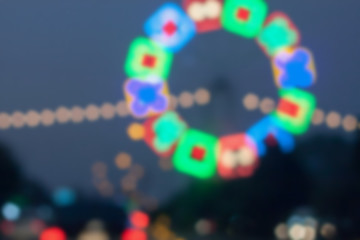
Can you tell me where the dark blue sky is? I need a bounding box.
[0,0,359,203]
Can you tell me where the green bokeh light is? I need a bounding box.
[124,37,173,81]
[173,129,218,179]
[258,16,298,56]
[153,112,187,152]
[272,88,316,135]
[222,0,268,38]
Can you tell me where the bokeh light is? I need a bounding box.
[121,175,137,192]
[320,223,337,239]
[124,79,170,118]
[56,106,71,124]
[92,162,107,179]
[116,101,129,117]
[127,123,145,141]
[260,97,275,114]
[41,109,56,126]
[311,109,324,125]
[40,227,66,240]
[258,12,300,56]
[12,111,26,128]
[218,133,259,179]
[71,106,85,123]
[243,93,259,111]
[130,164,145,179]
[0,113,11,129]
[222,0,268,38]
[0,221,15,236]
[78,219,109,240]
[121,228,147,240]
[96,180,114,197]
[85,105,100,122]
[272,47,315,88]
[274,223,288,240]
[26,110,41,128]
[168,95,178,110]
[130,211,150,229]
[342,114,357,132]
[78,231,109,240]
[158,158,173,171]
[115,152,132,170]
[289,223,306,240]
[195,219,213,236]
[144,111,187,157]
[173,129,217,179]
[100,103,115,120]
[184,0,222,33]
[52,187,76,207]
[179,91,194,108]
[144,2,196,52]
[2,202,20,221]
[287,215,317,240]
[29,219,46,235]
[326,111,341,129]
[194,88,210,105]
[272,88,316,135]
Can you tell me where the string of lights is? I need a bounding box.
[0,88,210,130]
[242,93,359,132]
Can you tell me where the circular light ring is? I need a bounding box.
[123,0,317,179]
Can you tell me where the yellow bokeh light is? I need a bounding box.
[127,123,145,141]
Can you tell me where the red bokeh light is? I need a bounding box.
[0,221,14,236]
[183,0,223,33]
[130,211,150,229]
[30,219,46,234]
[121,228,147,240]
[218,134,259,179]
[40,227,66,240]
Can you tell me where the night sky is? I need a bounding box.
[0,0,359,204]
